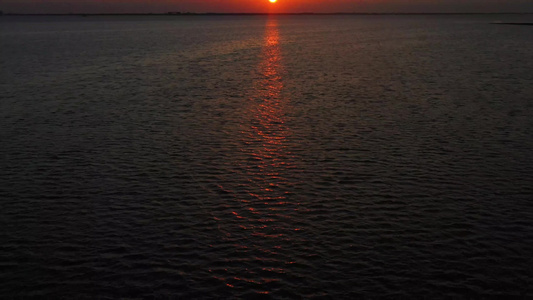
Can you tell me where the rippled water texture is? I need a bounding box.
[1,15,533,298]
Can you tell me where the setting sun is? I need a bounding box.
[269,0,277,3]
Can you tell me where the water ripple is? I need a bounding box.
[1,15,533,298]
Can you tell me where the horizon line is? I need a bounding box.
[2,12,533,16]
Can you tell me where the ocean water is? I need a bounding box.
[1,15,532,298]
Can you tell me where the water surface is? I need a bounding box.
[1,15,533,298]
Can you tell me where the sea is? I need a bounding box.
[1,14,532,298]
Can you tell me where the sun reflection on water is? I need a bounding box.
[212,17,302,293]
[245,17,294,207]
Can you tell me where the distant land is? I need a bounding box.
[492,22,533,25]
[1,12,533,16]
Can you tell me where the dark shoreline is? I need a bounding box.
[492,22,533,26]
[2,12,533,17]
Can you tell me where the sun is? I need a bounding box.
[269,0,277,3]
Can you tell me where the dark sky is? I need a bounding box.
[1,0,533,14]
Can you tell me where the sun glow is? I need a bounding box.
[269,0,277,3]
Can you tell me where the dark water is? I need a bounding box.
[1,15,533,298]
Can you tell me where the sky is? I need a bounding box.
[1,0,533,14]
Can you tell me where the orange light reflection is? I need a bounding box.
[216,17,300,292]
